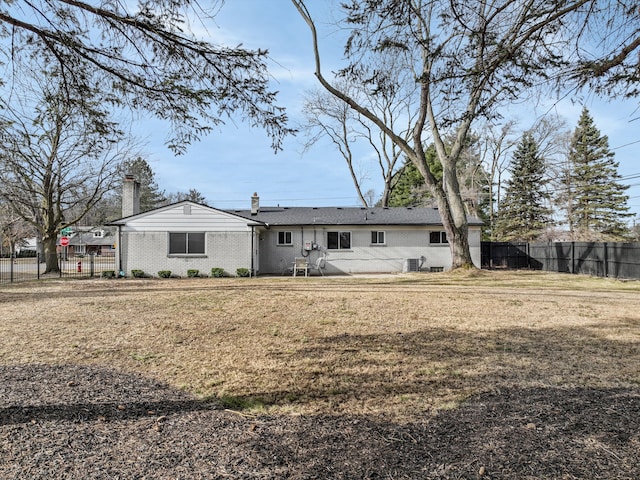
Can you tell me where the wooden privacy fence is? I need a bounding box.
[482,242,640,280]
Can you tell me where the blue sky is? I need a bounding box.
[139,0,640,222]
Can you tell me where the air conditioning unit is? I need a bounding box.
[403,258,421,273]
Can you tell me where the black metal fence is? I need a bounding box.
[482,241,640,279]
[0,253,116,285]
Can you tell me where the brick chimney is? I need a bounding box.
[122,174,141,217]
[251,192,259,215]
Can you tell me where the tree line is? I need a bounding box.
[378,107,634,242]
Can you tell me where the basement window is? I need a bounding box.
[169,232,205,254]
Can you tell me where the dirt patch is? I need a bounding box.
[1,364,638,479]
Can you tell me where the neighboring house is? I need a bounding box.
[56,229,117,257]
[108,178,483,277]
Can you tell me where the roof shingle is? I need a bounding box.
[229,206,483,227]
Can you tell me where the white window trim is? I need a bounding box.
[276,231,293,246]
[371,231,386,245]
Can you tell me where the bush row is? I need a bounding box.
[102,267,252,279]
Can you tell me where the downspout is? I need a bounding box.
[250,225,255,277]
[117,224,123,276]
[300,225,307,257]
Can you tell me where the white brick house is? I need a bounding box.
[109,183,483,277]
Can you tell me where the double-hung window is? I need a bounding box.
[327,231,351,250]
[371,231,385,245]
[169,232,205,254]
[429,231,448,244]
[277,231,292,245]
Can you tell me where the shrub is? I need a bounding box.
[101,270,116,279]
[131,269,145,278]
[211,267,225,278]
[187,269,200,278]
[157,270,172,278]
[236,268,250,277]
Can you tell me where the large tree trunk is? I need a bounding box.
[442,161,475,269]
[433,190,474,270]
[42,233,60,274]
[413,149,476,270]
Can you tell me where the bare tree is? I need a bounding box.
[0,69,136,273]
[477,121,518,239]
[292,0,587,268]
[302,70,411,207]
[477,116,569,240]
[303,87,371,206]
[0,203,33,257]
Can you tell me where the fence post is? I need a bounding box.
[90,253,95,277]
[10,253,14,283]
[37,253,41,279]
[571,242,575,274]
[603,242,608,278]
[59,253,62,278]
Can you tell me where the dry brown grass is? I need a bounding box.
[1,270,639,419]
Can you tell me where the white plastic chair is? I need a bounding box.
[308,256,326,276]
[293,257,309,277]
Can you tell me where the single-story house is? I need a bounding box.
[108,177,483,277]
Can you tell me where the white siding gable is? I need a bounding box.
[121,202,256,233]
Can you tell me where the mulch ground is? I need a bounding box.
[1,364,639,479]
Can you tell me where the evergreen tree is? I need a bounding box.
[563,108,631,239]
[120,158,166,213]
[388,146,440,207]
[167,189,209,205]
[388,139,489,223]
[495,132,553,241]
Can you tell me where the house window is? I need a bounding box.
[277,231,292,245]
[327,231,351,250]
[371,231,385,245]
[430,231,448,244]
[169,232,205,254]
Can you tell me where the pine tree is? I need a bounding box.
[495,132,553,241]
[120,158,166,213]
[388,139,489,218]
[563,108,631,239]
[388,146,440,207]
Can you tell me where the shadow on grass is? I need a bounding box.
[0,364,215,426]
[216,323,640,414]
[239,386,640,479]
[1,363,638,479]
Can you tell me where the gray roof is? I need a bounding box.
[229,206,483,227]
[60,231,115,246]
